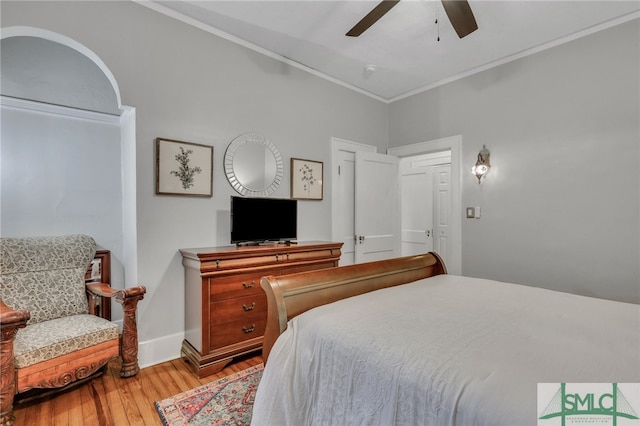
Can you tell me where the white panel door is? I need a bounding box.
[355,151,400,263]
[400,166,433,256]
[335,150,356,265]
[434,164,451,265]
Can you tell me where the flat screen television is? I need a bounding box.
[230,196,297,245]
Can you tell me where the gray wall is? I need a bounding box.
[1,0,389,364]
[389,19,640,303]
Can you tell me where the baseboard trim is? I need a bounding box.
[137,331,185,369]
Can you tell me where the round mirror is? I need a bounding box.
[224,132,284,197]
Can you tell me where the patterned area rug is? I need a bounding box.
[155,363,263,426]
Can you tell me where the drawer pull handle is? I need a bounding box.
[242,280,255,289]
[242,303,256,311]
[243,324,256,333]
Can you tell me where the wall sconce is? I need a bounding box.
[471,145,490,183]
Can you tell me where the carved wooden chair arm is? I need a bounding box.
[0,299,30,329]
[86,283,146,318]
[86,284,146,377]
[86,282,115,319]
[86,283,146,302]
[86,282,119,299]
[115,285,146,302]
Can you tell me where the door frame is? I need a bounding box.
[388,135,462,275]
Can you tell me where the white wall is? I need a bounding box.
[389,19,640,303]
[1,0,389,366]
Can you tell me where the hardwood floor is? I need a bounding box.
[12,354,263,426]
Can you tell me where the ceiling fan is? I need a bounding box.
[346,0,478,39]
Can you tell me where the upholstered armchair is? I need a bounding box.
[0,235,146,426]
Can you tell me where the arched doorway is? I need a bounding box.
[0,27,137,319]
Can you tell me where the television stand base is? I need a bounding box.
[236,240,297,247]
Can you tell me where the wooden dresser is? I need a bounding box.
[179,241,342,377]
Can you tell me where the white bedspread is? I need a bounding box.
[252,275,640,425]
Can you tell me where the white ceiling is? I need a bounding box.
[145,1,640,101]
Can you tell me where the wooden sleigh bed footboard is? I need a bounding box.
[260,252,447,361]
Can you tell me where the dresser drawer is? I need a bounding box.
[208,273,265,300]
[210,296,266,348]
[210,319,266,349]
[210,294,267,325]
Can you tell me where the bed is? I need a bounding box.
[252,253,640,425]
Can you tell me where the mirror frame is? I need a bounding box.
[224,132,284,197]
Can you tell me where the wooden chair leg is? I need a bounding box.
[116,287,145,378]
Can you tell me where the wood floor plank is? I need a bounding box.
[39,398,55,426]
[114,376,145,426]
[68,387,84,426]
[52,389,70,426]
[78,381,101,426]
[137,365,166,404]
[164,360,203,392]
[11,353,263,425]
[100,363,132,426]
[176,360,218,389]
[147,363,181,402]
[12,403,28,426]
[86,380,111,426]
[121,375,158,426]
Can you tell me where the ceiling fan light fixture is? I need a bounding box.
[441,0,478,38]
[346,0,400,37]
[346,0,477,39]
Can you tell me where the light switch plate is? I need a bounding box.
[466,207,475,219]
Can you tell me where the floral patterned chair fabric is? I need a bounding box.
[13,314,119,369]
[0,235,96,324]
[0,235,146,426]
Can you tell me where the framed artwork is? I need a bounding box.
[156,138,213,197]
[291,158,323,200]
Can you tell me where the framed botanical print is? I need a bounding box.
[156,138,213,197]
[291,158,323,200]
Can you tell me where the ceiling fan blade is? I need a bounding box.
[441,0,478,38]
[346,0,401,37]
